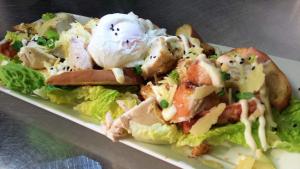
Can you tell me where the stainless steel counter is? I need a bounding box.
[0,0,300,169]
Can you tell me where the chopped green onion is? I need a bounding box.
[46,39,55,49]
[168,70,180,84]
[37,37,47,46]
[42,13,56,21]
[217,89,225,97]
[209,54,219,60]
[221,71,231,81]
[160,99,169,109]
[44,28,59,41]
[235,92,254,100]
[11,40,23,52]
[133,65,142,75]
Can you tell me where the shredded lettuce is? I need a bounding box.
[41,13,56,21]
[130,122,180,144]
[44,28,59,41]
[0,54,7,63]
[4,31,28,42]
[0,62,44,94]
[168,70,180,84]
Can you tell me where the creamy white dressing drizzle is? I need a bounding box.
[253,98,268,151]
[112,68,125,84]
[198,55,224,88]
[240,99,257,151]
[162,105,177,121]
[179,34,190,55]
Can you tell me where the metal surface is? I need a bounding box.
[0,0,300,169]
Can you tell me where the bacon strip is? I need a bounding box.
[0,41,17,58]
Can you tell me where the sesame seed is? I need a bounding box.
[252,66,256,70]
[271,127,278,132]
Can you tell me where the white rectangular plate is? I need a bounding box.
[1,13,300,168]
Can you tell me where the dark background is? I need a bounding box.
[1,0,300,61]
[0,0,300,169]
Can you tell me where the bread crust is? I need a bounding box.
[47,69,143,86]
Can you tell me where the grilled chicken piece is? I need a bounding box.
[106,97,163,141]
[171,83,216,123]
[18,44,56,69]
[222,47,291,110]
[140,83,155,99]
[186,59,212,85]
[66,37,93,70]
[176,24,215,56]
[142,37,179,78]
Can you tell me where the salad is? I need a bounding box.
[0,12,299,168]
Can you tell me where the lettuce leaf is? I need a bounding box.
[130,122,180,144]
[38,86,139,123]
[273,99,300,152]
[38,85,79,105]
[0,62,45,94]
[177,122,260,147]
[74,88,120,122]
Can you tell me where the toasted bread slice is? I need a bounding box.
[224,47,292,110]
[47,69,143,86]
[176,24,215,56]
